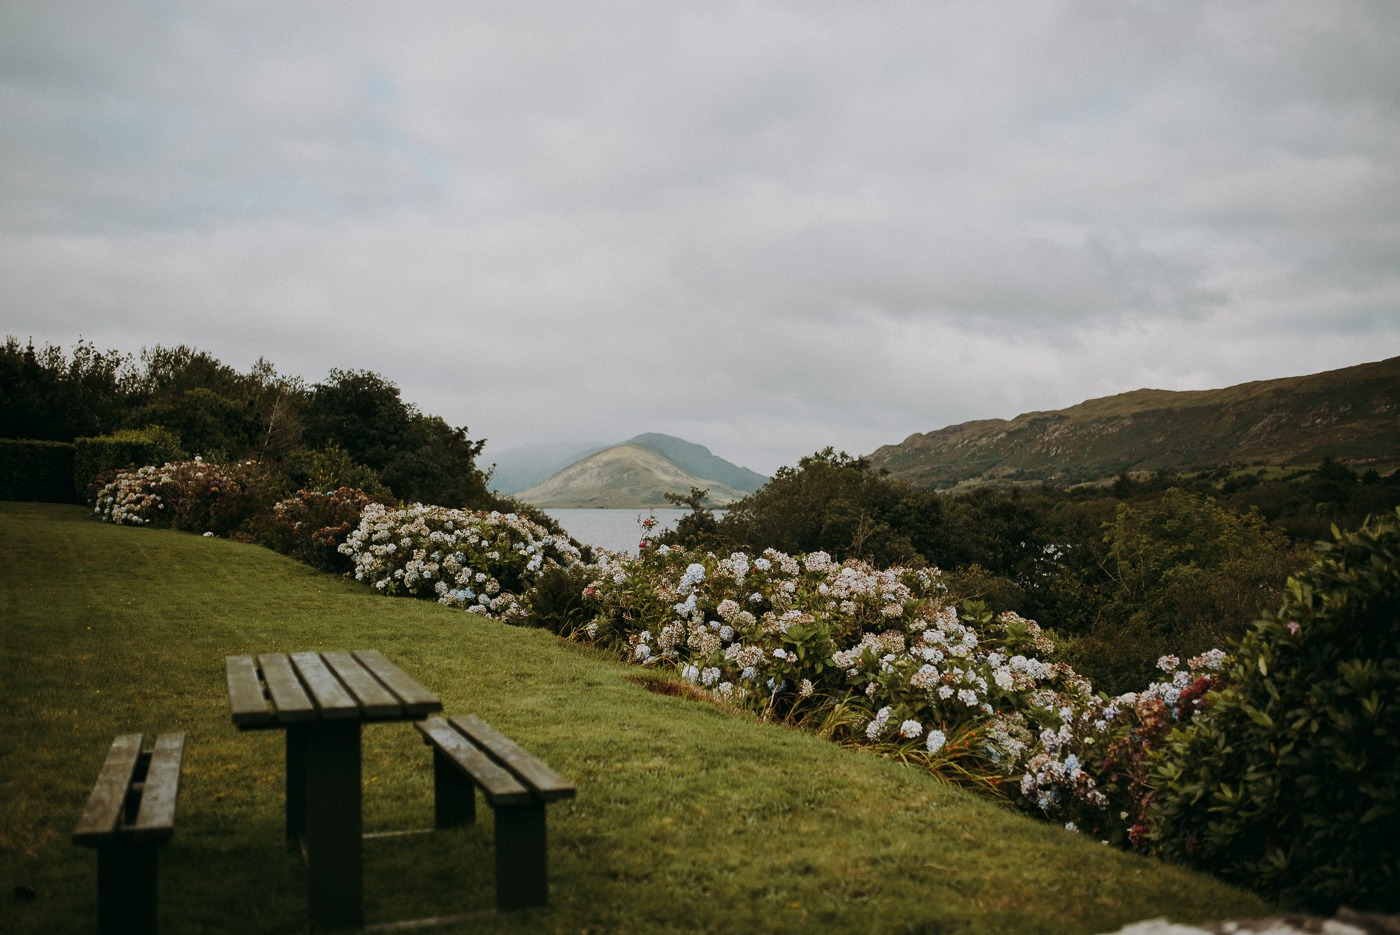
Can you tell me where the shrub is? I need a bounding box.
[1148,508,1400,911]
[526,563,599,636]
[74,427,185,500]
[0,439,76,503]
[253,487,390,574]
[575,542,1094,792]
[92,458,279,537]
[337,502,584,622]
[1016,650,1227,846]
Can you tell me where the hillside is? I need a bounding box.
[517,443,753,508]
[487,440,609,494]
[0,501,1270,933]
[868,356,1400,489]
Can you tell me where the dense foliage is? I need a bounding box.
[1148,509,1400,912]
[1,338,496,512]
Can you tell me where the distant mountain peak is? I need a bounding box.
[516,442,756,509]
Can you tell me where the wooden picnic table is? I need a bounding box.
[224,650,442,932]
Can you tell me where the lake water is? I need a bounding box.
[544,508,724,554]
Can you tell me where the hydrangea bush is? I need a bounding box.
[93,457,278,537]
[338,502,584,622]
[255,487,390,574]
[1017,649,1226,845]
[572,541,1105,789]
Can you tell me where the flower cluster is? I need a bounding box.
[574,540,1093,783]
[338,502,584,622]
[256,487,389,574]
[1017,650,1227,845]
[93,458,278,537]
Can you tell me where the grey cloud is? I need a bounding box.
[3,1,1398,474]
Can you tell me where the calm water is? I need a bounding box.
[544,508,725,554]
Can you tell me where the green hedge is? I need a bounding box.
[73,427,185,500]
[0,439,77,503]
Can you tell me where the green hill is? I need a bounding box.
[0,502,1269,933]
[868,356,1400,489]
[517,440,757,508]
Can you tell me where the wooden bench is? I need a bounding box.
[414,715,575,911]
[72,733,186,935]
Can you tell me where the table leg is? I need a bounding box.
[303,721,362,932]
[286,726,307,844]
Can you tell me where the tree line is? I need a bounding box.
[0,337,499,511]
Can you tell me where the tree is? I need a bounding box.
[0,337,135,440]
[1066,489,1310,693]
[716,448,939,567]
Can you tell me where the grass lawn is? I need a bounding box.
[0,502,1273,933]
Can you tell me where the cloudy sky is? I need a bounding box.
[3,1,1398,475]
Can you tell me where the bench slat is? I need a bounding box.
[131,733,185,842]
[322,651,401,717]
[353,649,442,716]
[226,655,273,728]
[258,653,317,722]
[73,734,144,844]
[290,652,360,718]
[451,716,576,803]
[416,718,533,806]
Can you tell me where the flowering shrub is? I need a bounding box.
[93,458,279,537]
[338,502,584,622]
[1017,649,1226,845]
[253,487,390,574]
[574,541,1100,788]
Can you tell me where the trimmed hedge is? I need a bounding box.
[0,439,77,503]
[73,427,184,500]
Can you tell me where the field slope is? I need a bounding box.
[0,503,1270,934]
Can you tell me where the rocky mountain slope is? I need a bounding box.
[868,356,1400,490]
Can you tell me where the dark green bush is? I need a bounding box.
[74,427,184,500]
[0,439,76,502]
[1148,508,1400,911]
[526,563,599,635]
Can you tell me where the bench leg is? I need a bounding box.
[303,722,362,932]
[286,726,307,844]
[433,748,476,828]
[494,802,548,911]
[97,840,159,935]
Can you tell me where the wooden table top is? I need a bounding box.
[225,650,442,730]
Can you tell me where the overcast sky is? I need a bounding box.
[3,1,1397,475]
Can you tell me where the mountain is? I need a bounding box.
[492,433,769,498]
[515,443,753,508]
[867,356,1400,490]
[619,433,768,494]
[486,441,609,494]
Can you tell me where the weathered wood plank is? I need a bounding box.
[415,718,532,806]
[131,733,184,841]
[257,653,316,722]
[451,716,575,802]
[73,734,144,844]
[322,651,401,718]
[226,655,273,728]
[290,652,359,718]
[353,649,441,716]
